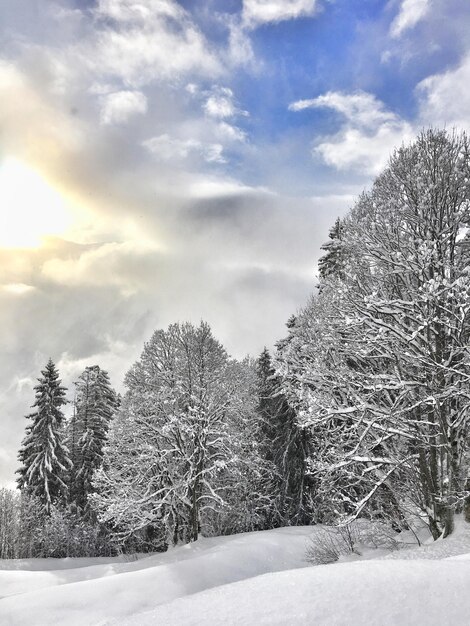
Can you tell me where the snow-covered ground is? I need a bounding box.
[1,521,470,625]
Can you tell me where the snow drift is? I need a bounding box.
[1,524,470,625]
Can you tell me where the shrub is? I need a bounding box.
[306,521,401,565]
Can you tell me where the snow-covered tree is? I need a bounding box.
[276,130,470,537]
[15,492,46,558]
[68,365,117,514]
[0,489,20,558]
[318,217,346,280]
[93,322,274,549]
[17,359,71,514]
[205,356,280,535]
[255,348,312,525]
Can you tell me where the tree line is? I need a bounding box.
[2,128,470,559]
[1,325,309,558]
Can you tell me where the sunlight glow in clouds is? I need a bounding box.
[0,159,73,248]
[0,0,467,488]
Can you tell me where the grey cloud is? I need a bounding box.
[0,1,356,488]
[0,273,155,486]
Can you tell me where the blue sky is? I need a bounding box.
[1,0,470,485]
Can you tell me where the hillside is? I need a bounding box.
[2,522,470,625]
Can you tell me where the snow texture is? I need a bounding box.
[1,524,470,625]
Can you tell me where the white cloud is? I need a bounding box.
[1,283,35,295]
[11,376,36,393]
[314,125,413,174]
[216,121,247,143]
[227,19,256,66]
[203,86,249,121]
[0,59,85,163]
[42,240,158,293]
[204,144,226,163]
[95,0,182,23]
[141,90,247,166]
[186,83,199,95]
[89,82,121,96]
[143,134,226,164]
[94,30,220,88]
[417,53,470,131]
[143,134,200,160]
[242,0,318,28]
[90,0,221,86]
[187,177,263,199]
[390,0,430,38]
[204,87,237,119]
[288,98,316,112]
[289,92,397,128]
[290,91,414,174]
[99,90,147,124]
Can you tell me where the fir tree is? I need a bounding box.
[256,348,311,525]
[68,366,117,513]
[318,217,345,280]
[17,359,71,514]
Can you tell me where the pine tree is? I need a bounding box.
[17,359,71,514]
[68,365,117,513]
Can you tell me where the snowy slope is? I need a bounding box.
[0,527,313,625]
[0,554,151,599]
[383,515,470,561]
[117,559,470,626]
[1,523,470,626]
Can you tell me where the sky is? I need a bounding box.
[1,0,470,487]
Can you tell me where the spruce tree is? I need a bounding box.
[318,217,345,279]
[17,359,71,514]
[68,365,117,513]
[256,348,311,525]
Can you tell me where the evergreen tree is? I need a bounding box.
[68,365,117,513]
[318,217,345,280]
[17,359,70,514]
[256,348,312,525]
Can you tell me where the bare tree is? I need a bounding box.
[0,489,19,558]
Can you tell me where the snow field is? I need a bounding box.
[118,559,470,626]
[1,523,470,625]
[0,526,313,625]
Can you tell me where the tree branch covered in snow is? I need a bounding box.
[275,129,470,537]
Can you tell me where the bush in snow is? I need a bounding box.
[306,521,401,566]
